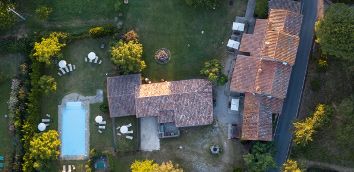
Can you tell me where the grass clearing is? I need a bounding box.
[114,116,138,150]
[0,53,25,78]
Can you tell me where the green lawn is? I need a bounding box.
[114,116,138,150]
[0,53,25,78]
[125,0,246,81]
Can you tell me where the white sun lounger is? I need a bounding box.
[68,165,71,172]
[73,65,76,70]
[99,60,102,64]
[126,136,133,140]
[116,126,120,130]
[126,123,132,127]
[59,68,66,74]
[117,133,121,136]
[99,126,105,129]
[98,130,102,133]
[68,64,72,71]
[62,165,66,172]
[46,114,50,117]
[42,119,50,122]
[99,121,106,125]
[126,130,133,134]
[72,165,75,170]
[85,57,87,62]
[94,56,98,63]
[64,66,69,73]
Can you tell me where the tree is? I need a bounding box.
[111,40,146,74]
[33,32,68,65]
[254,0,268,19]
[293,118,316,146]
[243,142,277,172]
[315,3,354,60]
[200,59,228,86]
[38,75,57,96]
[123,30,139,43]
[312,104,333,127]
[0,2,17,30]
[185,0,223,9]
[281,159,305,172]
[131,159,159,172]
[154,161,183,172]
[30,130,61,171]
[35,6,52,20]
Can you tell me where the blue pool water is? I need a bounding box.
[62,102,86,155]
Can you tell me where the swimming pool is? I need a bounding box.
[62,102,86,155]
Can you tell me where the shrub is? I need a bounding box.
[103,25,115,35]
[89,27,105,38]
[233,167,244,172]
[123,30,139,42]
[255,0,268,19]
[99,101,109,113]
[35,6,52,20]
[310,78,321,91]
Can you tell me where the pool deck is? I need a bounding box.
[58,89,103,160]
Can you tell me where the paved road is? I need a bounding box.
[271,1,318,171]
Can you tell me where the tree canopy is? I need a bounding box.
[281,159,305,172]
[33,32,68,65]
[30,130,60,171]
[110,40,146,75]
[38,75,57,96]
[0,2,17,30]
[123,30,139,43]
[131,159,183,172]
[315,3,354,60]
[200,59,228,86]
[243,141,277,172]
[254,0,268,19]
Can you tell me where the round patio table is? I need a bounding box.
[59,60,67,68]
[38,123,46,131]
[120,126,128,134]
[88,52,96,61]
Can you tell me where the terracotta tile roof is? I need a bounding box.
[107,74,142,117]
[135,79,213,127]
[230,55,260,93]
[269,0,301,14]
[239,19,268,57]
[231,57,292,99]
[242,93,284,141]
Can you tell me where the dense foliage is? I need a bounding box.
[335,99,354,148]
[281,159,305,172]
[293,104,333,146]
[99,101,109,113]
[89,25,115,38]
[0,2,17,30]
[331,0,354,3]
[33,32,68,65]
[254,0,268,19]
[310,78,321,91]
[35,6,52,20]
[185,0,223,9]
[110,40,146,74]
[123,30,139,43]
[315,3,354,61]
[200,59,228,86]
[38,75,57,96]
[131,159,183,172]
[30,130,60,171]
[243,142,277,172]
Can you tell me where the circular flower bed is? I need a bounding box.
[155,48,171,64]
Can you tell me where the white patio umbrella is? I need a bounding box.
[88,52,96,60]
[95,115,103,123]
[38,123,46,131]
[58,60,67,68]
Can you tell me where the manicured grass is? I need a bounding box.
[0,53,25,78]
[125,0,246,81]
[0,81,16,162]
[90,103,114,151]
[114,116,138,150]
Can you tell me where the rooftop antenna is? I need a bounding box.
[7,7,26,21]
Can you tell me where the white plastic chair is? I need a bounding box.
[126,130,133,134]
[126,123,132,127]
[46,114,50,117]
[42,119,50,122]
[99,126,105,129]
[116,126,120,130]
[85,57,87,62]
[117,133,121,136]
[99,121,106,125]
[126,136,133,140]
[99,60,102,64]
[94,56,98,63]
[73,65,76,70]
[59,68,66,74]
[58,72,62,76]
[68,64,72,71]
[98,130,102,133]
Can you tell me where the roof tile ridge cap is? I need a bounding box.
[253,58,262,93]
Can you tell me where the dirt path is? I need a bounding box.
[300,159,354,172]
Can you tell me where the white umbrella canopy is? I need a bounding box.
[88,52,96,60]
[58,60,67,68]
[95,115,103,123]
[38,123,46,131]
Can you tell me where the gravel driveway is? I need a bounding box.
[140,117,160,151]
